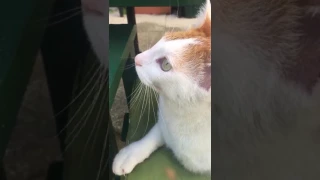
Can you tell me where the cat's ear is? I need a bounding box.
[195,0,211,36]
[199,63,211,91]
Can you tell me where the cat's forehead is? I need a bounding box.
[164,29,208,41]
[145,37,198,61]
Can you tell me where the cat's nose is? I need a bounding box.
[134,54,143,66]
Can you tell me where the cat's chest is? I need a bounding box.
[157,97,211,146]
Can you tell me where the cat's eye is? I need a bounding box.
[160,58,172,72]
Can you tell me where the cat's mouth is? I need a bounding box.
[135,68,161,92]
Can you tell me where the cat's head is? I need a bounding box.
[134,0,211,103]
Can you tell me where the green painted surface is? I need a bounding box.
[121,82,210,180]
[126,148,210,180]
[109,0,204,7]
[109,24,137,108]
[0,0,54,161]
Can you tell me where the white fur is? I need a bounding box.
[112,37,211,176]
[81,0,108,68]
[193,0,211,28]
[112,1,211,176]
[136,38,210,101]
[112,123,164,175]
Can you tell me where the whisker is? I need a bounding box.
[65,70,106,140]
[59,81,103,142]
[123,63,136,70]
[66,80,101,142]
[63,94,96,155]
[80,69,107,164]
[95,124,109,180]
[53,66,103,138]
[35,7,81,22]
[63,72,108,155]
[127,81,143,105]
[128,83,145,139]
[142,87,152,136]
[53,64,101,119]
[129,84,148,140]
[129,84,144,112]
[150,89,158,125]
[87,73,109,159]
[76,62,100,89]
[151,89,160,124]
[128,82,142,109]
[47,11,82,27]
[119,61,136,72]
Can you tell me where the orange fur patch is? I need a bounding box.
[164,13,211,77]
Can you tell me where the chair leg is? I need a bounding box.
[122,54,138,105]
[121,46,138,144]
[118,7,124,17]
[126,7,140,55]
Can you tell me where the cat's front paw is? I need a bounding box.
[112,142,148,176]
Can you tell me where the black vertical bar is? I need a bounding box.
[118,7,124,17]
[126,7,140,54]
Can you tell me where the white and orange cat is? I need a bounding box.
[112,1,211,176]
[82,0,320,179]
[81,0,211,176]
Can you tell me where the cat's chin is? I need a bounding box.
[135,67,153,87]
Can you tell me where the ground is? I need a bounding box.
[3,12,195,180]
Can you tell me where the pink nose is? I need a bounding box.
[134,54,143,66]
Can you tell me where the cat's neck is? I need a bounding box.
[158,94,211,121]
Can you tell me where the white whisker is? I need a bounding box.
[129,84,148,140]
[54,66,102,138]
[47,11,82,27]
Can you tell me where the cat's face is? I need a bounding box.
[135,0,211,102]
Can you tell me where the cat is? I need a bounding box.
[211,0,320,179]
[82,0,211,175]
[112,0,211,176]
[81,0,108,68]
[82,0,320,179]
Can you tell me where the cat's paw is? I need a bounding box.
[112,142,149,176]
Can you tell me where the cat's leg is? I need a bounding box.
[112,122,164,175]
